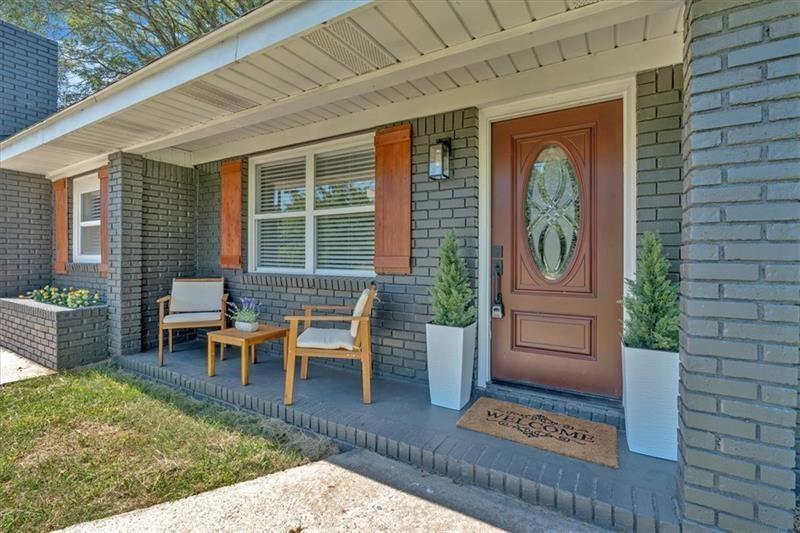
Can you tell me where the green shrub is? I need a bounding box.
[430,231,476,327]
[623,232,679,351]
[22,286,101,309]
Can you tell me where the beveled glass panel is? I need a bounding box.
[525,145,581,280]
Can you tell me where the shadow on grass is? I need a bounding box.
[96,362,339,461]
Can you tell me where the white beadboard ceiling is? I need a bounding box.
[0,0,683,178]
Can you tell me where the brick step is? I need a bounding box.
[478,382,626,430]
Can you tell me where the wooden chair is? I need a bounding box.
[283,285,377,405]
[157,278,228,366]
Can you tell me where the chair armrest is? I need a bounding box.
[302,304,351,311]
[158,295,170,324]
[220,293,230,324]
[285,315,368,323]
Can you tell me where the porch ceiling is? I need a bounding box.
[0,0,683,179]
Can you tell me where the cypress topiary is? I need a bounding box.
[623,232,679,351]
[431,231,476,327]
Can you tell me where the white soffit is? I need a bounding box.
[0,0,683,178]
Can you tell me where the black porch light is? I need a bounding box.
[428,139,451,180]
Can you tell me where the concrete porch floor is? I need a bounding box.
[118,341,679,532]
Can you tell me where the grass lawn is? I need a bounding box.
[0,364,337,532]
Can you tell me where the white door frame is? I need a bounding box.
[476,75,638,388]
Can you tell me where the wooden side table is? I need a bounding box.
[207,324,289,386]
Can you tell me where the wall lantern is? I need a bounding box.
[428,139,451,180]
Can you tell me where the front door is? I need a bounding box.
[490,100,623,398]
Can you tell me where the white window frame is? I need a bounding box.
[72,173,101,264]
[248,133,376,277]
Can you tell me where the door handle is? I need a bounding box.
[492,254,505,319]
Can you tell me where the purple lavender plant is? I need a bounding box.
[227,297,261,323]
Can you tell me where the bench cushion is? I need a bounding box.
[163,312,222,325]
[297,328,355,351]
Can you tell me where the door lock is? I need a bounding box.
[491,300,505,319]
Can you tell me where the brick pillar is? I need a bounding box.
[680,0,799,530]
[106,152,144,356]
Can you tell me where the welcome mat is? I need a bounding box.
[457,397,618,468]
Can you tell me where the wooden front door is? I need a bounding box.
[490,100,623,398]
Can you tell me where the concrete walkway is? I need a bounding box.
[61,449,606,532]
[0,348,54,385]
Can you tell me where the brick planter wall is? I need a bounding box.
[0,298,108,370]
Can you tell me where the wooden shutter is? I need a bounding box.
[374,125,412,274]
[220,159,243,269]
[98,166,109,276]
[53,178,68,274]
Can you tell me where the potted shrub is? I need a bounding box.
[228,297,260,332]
[426,232,477,410]
[622,232,680,460]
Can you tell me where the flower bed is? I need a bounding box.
[0,298,108,370]
[23,285,102,308]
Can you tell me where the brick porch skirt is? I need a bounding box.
[118,341,680,532]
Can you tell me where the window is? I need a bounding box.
[73,174,101,263]
[249,134,375,275]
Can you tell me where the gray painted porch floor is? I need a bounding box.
[119,341,679,532]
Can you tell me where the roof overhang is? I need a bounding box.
[0,0,683,179]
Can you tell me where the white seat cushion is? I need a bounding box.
[163,312,222,325]
[297,328,355,351]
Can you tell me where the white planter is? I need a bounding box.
[425,322,477,410]
[235,321,259,333]
[622,344,679,460]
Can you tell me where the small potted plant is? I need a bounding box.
[426,231,477,410]
[622,232,680,460]
[228,297,261,332]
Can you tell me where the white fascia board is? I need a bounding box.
[124,0,681,156]
[0,0,372,164]
[194,33,682,164]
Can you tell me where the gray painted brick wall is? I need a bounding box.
[0,169,52,297]
[195,109,479,381]
[140,159,197,349]
[637,65,684,279]
[193,100,684,384]
[51,173,106,296]
[679,0,799,530]
[0,20,57,140]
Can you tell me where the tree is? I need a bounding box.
[623,232,679,351]
[430,232,476,328]
[0,0,267,107]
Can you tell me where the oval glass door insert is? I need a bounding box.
[525,145,581,280]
